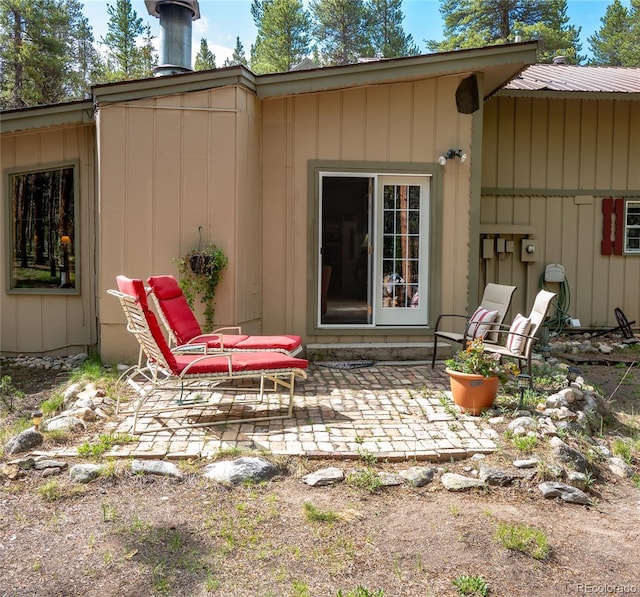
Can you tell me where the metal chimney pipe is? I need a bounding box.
[145,0,200,76]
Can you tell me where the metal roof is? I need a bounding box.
[504,63,640,93]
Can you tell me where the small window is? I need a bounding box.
[625,200,640,254]
[8,165,77,292]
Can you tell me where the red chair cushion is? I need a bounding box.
[173,351,308,375]
[117,275,179,372]
[201,334,250,349]
[116,275,149,310]
[229,352,308,372]
[148,275,303,354]
[234,335,302,352]
[148,275,202,344]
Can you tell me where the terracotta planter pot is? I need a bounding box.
[445,368,499,415]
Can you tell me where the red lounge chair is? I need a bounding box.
[147,275,303,356]
[108,276,308,433]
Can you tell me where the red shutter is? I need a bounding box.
[601,197,614,255]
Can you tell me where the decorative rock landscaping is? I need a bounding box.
[1,335,639,509]
[0,352,89,372]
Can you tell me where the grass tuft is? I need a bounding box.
[494,521,550,560]
[303,501,340,523]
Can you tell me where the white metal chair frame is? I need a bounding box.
[108,288,307,434]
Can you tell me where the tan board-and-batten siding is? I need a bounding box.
[0,122,97,355]
[97,86,262,363]
[482,95,640,328]
[261,76,472,348]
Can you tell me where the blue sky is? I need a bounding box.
[82,0,625,64]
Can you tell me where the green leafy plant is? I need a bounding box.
[77,433,135,459]
[452,574,489,596]
[175,227,228,332]
[445,338,519,383]
[512,435,538,452]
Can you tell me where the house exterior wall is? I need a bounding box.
[0,124,97,355]
[482,95,640,328]
[97,85,261,363]
[261,76,474,345]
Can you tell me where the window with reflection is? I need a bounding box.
[8,165,77,291]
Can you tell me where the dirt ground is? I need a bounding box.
[1,354,639,597]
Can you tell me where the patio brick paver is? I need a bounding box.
[110,362,499,461]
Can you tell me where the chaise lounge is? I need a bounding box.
[147,274,303,356]
[109,276,308,433]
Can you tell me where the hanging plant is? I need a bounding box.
[175,227,228,332]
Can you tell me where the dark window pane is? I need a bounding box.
[10,166,76,290]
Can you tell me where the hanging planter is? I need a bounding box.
[189,253,212,275]
[175,227,228,332]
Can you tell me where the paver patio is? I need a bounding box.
[111,362,500,461]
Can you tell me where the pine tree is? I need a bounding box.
[223,36,248,67]
[426,0,583,64]
[69,3,105,98]
[250,0,310,73]
[0,0,101,109]
[368,0,419,58]
[311,0,372,65]
[101,0,153,81]
[588,0,640,66]
[194,37,216,70]
[624,0,640,65]
[137,23,157,77]
[589,0,630,65]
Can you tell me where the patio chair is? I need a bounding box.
[482,288,556,380]
[431,283,517,368]
[147,275,303,356]
[108,276,308,433]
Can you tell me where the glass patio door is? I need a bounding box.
[374,176,430,326]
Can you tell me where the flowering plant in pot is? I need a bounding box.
[444,337,519,414]
[175,228,228,332]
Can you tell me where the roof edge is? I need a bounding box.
[92,66,257,105]
[0,100,94,134]
[496,89,640,101]
[91,42,537,105]
[256,42,538,99]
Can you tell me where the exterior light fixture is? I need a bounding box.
[31,411,43,432]
[566,366,581,387]
[541,345,551,362]
[517,373,531,409]
[438,148,468,166]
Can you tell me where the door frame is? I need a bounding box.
[374,174,431,326]
[307,160,443,336]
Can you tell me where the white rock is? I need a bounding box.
[608,457,634,478]
[302,467,345,486]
